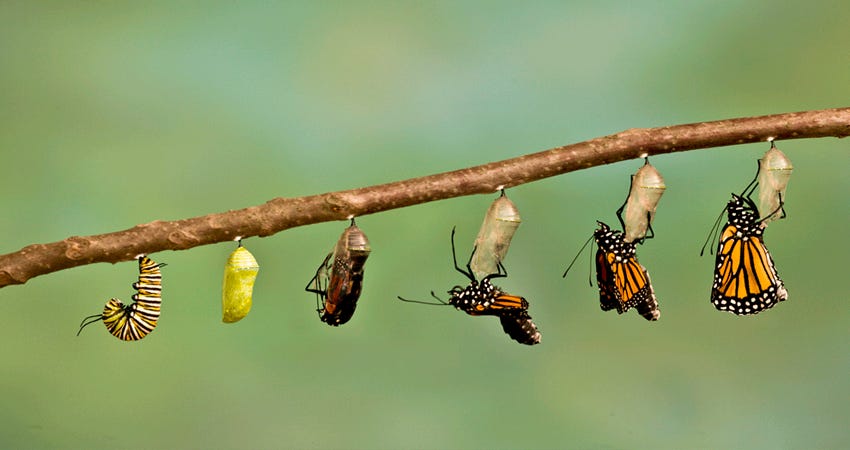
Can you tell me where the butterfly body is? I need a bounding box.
[499,310,542,345]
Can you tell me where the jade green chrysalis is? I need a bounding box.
[222,242,259,323]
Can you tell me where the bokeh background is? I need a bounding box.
[1,2,848,449]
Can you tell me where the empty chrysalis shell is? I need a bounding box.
[622,160,666,243]
[222,243,259,323]
[757,143,792,225]
[471,191,521,280]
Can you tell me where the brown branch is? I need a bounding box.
[1,107,848,289]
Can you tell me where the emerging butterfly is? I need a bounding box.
[592,222,660,321]
[703,177,787,315]
[306,219,371,327]
[398,227,540,345]
[564,221,660,321]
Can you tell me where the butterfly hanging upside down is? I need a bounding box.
[398,227,541,345]
[705,178,787,316]
[592,221,660,321]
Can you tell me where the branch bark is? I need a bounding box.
[2,107,848,289]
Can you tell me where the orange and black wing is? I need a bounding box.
[596,248,659,321]
[595,247,620,312]
[711,224,787,315]
[467,292,528,316]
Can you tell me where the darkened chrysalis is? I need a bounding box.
[305,219,371,326]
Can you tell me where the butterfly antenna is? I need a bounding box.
[563,233,594,278]
[700,205,728,256]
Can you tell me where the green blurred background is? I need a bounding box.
[1,1,848,449]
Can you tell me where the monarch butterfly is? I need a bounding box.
[616,158,666,243]
[564,222,660,321]
[470,189,521,281]
[398,227,540,345]
[77,255,166,341]
[757,140,792,226]
[305,219,371,326]
[499,309,542,345]
[704,181,787,315]
[593,222,660,321]
[222,240,259,324]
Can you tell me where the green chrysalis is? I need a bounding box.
[222,242,259,323]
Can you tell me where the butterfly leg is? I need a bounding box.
[450,226,476,282]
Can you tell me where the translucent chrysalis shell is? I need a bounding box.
[222,244,259,323]
[471,191,522,281]
[622,160,666,243]
[757,143,792,225]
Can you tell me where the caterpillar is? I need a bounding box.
[305,219,371,326]
[77,255,166,341]
[222,241,259,324]
[470,189,521,281]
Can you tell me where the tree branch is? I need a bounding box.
[2,107,848,289]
